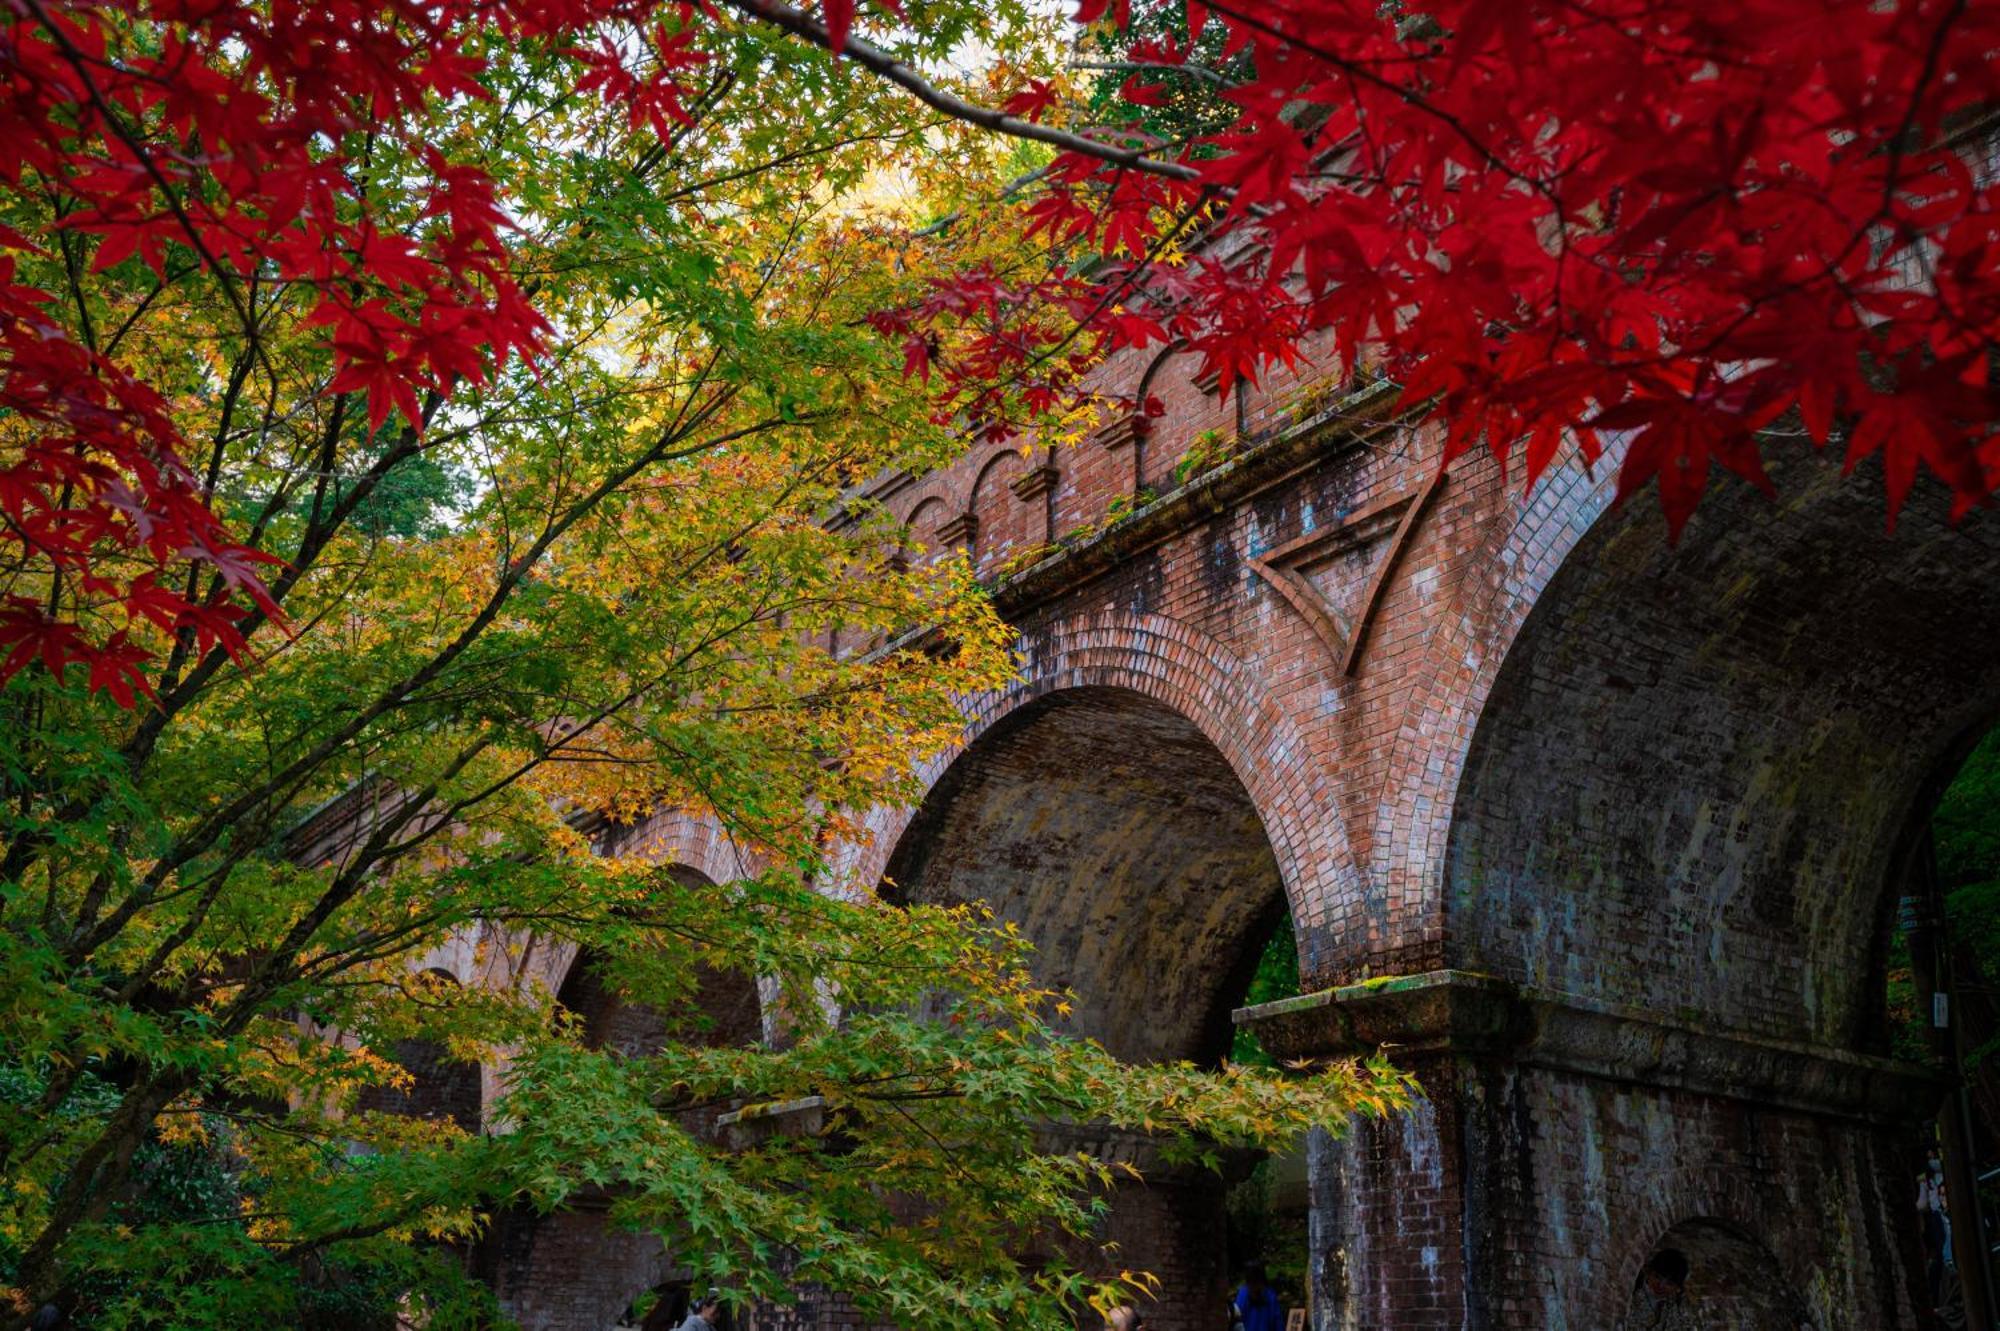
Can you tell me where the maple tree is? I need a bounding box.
[7,0,1998,700]
[865,0,2000,537]
[4,0,1998,1321]
[0,1,1409,1326]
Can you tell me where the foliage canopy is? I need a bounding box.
[7,0,2000,1323]
[0,0,1406,1325]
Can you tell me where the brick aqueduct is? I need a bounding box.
[347,328,2000,1329]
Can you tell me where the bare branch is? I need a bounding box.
[719,0,1201,184]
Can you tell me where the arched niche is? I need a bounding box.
[1621,1219,1814,1330]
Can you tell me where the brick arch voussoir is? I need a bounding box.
[500,805,761,1005]
[410,930,481,989]
[834,608,1360,940]
[1598,1168,1823,1330]
[1370,447,1620,933]
[898,485,951,531]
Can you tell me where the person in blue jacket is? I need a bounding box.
[1233,1261,1283,1331]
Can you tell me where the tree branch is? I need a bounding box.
[719,0,1200,183]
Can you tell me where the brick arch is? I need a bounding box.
[884,684,1285,1066]
[839,610,1327,1331]
[1364,441,1623,973]
[506,806,762,1001]
[835,607,1360,963]
[1617,1218,1814,1330]
[1440,451,2000,1048]
[1582,1130,1854,1330]
[1352,445,1947,1331]
[550,866,764,1061]
[900,489,947,526]
[478,1206,680,1331]
[607,805,763,888]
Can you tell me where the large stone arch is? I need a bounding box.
[1444,449,2000,1046]
[499,806,764,1004]
[1380,447,2000,1329]
[836,607,1362,967]
[1241,447,1985,1328]
[882,684,1285,1065]
[843,609,1344,1331]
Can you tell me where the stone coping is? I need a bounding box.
[1234,968,1941,1126]
[988,377,1405,620]
[1034,1120,1264,1187]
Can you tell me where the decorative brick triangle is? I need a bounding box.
[1247,467,1445,675]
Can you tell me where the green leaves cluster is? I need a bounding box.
[0,5,1404,1328]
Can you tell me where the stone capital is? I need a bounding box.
[1008,464,1059,501]
[1091,413,1149,451]
[934,512,978,548]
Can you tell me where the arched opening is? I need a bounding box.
[1621,1219,1812,1330]
[1221,918,1310,1316]
[612,1281,708,1330]
[1445,450,2000,1325]
[483,872,766,1331]
[881,685,1295,1330]
[554,868,763,1060]
[354,968,482,1133]
[885,686,1287,1064]
[1883,728,2000,1325]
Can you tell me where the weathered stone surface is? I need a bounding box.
[1239,969,1939,1125]
[829,347,1985,1327]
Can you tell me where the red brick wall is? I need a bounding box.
[841,349,1979,1326]
[325,313,1995,1325]
[476,1204,680,1331]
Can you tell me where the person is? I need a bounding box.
[1920,1147,1957,1298]
[1233,1261,1283,1331]
[1629,1249,1696,1331]
[676,1291,724,1331]
[1104,1305,1146,1331]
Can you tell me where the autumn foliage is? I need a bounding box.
[0,0,1993,1322]
[0,0,1433,1322]
[6,0,2000,702]
[886,0,2000,538]
[0,0,558,700]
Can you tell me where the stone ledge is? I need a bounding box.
[716,1094,829,1148]
[1234,968,1941,1126]
[1008,464,1059,501]
[1091,413,1149,451]
[934,512,978,548]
